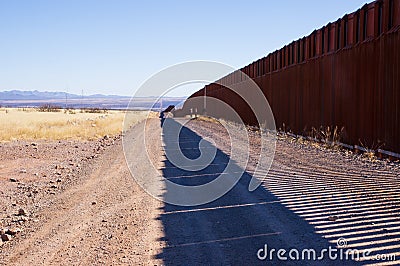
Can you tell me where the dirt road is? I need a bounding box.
[0,126,165,265]
[1,118,400,265]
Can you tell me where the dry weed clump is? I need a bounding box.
[194,115,220,124]
[309,126,344,148]
[0,108,149,141]
[357,140,384,162]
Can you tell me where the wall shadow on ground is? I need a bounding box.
[154,118,361,265]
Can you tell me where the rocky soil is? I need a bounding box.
[0,135,118,244]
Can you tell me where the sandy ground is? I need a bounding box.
[0,118,399,265]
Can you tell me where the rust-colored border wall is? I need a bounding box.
[180,0,400,154]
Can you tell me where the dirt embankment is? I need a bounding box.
[0,136,117,233]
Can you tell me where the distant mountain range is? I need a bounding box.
[0,90,187,110]
[0,90,129,100]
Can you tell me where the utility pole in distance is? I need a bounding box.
[81,89,84,109]
[65,92,68,109]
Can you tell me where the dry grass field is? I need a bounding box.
[0,108,150,141]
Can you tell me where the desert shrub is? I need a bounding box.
[64,109,76,114]
[81,107,108,114]
[37,104,62,112]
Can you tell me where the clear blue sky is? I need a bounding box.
[0,0,370,96]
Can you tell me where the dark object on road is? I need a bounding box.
[160,105,175,127]
[163,105,175,113]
